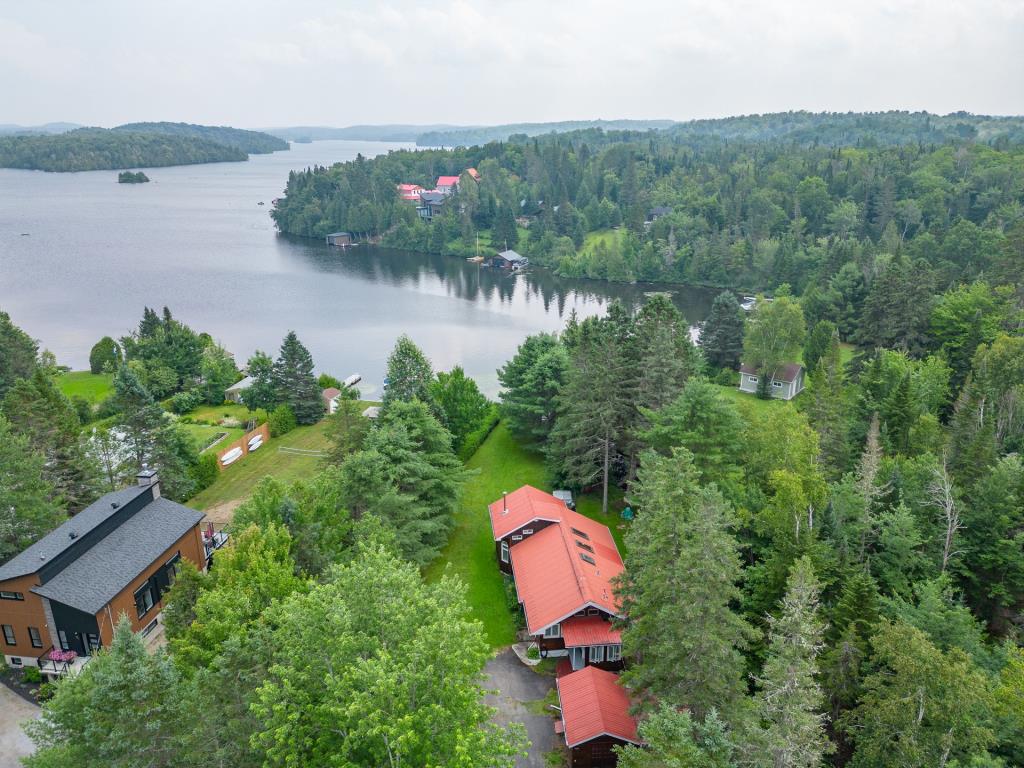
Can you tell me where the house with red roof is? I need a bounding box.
[556,665,641,767]
[489,486,625,671]
[397,183,423,202]
[435,175,461,195]
[466,167,481,182]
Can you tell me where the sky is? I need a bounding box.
[2,0,1023,128]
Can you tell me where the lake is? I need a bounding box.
[0,140,714,398]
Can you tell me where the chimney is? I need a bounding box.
[136,467,161,499]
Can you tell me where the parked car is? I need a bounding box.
[553,489,575,509]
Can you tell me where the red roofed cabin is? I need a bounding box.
[489,486,625,671]
[557,666,640,768]
[397,183,424,202]
[435,175,461,195]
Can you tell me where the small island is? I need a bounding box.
[118,171,150,184]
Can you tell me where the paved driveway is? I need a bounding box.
[0,684,38,768]
[484,649,559,768]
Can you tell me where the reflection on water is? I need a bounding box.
[0,140,714,398]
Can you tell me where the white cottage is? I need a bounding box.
[738,363,805,400]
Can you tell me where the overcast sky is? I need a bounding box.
[2,0,1022,128]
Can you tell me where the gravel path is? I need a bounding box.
[484,649,559,768]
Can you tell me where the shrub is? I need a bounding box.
[190,452,219,492]
[504,577,526,631]
[169,389,202,415]
[70,395,94,425]
[23,667,43,684]
[268,404,297,437]
[713,367,739,386]
[88,336,121,374]
[318,373,342,390]
[95,394,122,420]
[37,681,57,702]
[526,645,540,660]
[458,405,501,461]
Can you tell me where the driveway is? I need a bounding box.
[484,649,559,768]
[0,684,38,768]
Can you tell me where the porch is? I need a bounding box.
[36,648,92,678]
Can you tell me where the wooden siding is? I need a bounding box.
[495,518,556,574]
[0,572,50,663]
[569,735,631,768]
[96,524,205,645]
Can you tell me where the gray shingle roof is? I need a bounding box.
[739,362,803,382]
[0,486,148,581]
[32,497,203,615]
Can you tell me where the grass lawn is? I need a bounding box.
[186,403,266,425]
[715,383,789,418]
[424,422,545,648]
[57,371,113,403]
[187,420,331,513]
[424,421,634,649]
[179,423,245,453]
[582,228,618,251]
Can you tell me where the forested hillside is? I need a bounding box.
[0,122,286,171]
[417,118,677,146]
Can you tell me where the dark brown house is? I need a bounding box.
[556,665,641,767]
[0,470,213,678]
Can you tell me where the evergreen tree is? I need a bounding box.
[742,294,806,391]
[497,332,567,444]
[382,334,434,407]
[803,319,837,374]
[0,308,37,399]
[881,373,913,454]
[807,330,849,479]
[3,368,103,510]
[272,331,324,425]
[25,617,187,768]
[747,556,834,768]
[701,290,746,370]
[617,706,737,768]
[323,396,371,464]
[429,365,489,451]
[0,415,62,564]
[491,205,519,250]
[199,342,238,405]
[618,448,755,720]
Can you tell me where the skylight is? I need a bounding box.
[579,552,596,565]
[570,527,590,540]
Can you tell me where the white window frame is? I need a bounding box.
[500,540,510,564]
[543,623,561,639]
[607,644,622,662]
[522,528,533,535]
[589,645,605,663]
[747,375,758,383]
[772,380,783,388]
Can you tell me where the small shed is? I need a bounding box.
[738,362,805,400]
[326,232,353,247]
[322,387,342,414]
[556,666,640,768]
[362,406,381,420]
[646,206,672,223]
[490,249,528,269]
[225,375,254,403]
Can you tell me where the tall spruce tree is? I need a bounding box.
[0,308,38,399]
[617,448,755,720]
[272,331,324,425]
[0,415,63,564]
[807,329,849,479]
[701,290,746,370]
[497,332,568,444]
[747,556,834,768]
[382,334,434,407]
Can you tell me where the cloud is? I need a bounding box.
[0,0,1021,127]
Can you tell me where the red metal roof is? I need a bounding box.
[556,667,640,748]
[436,175,460,187]
[466,167,481,181]
[488,485,568,541]
[510,506,624,635]
[561,615,622,647]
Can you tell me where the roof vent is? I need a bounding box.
[111,502,120,509]
[68,531,78,540]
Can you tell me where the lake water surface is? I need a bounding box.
[0,140,713,397]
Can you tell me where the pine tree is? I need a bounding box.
[701,290,746,370]
[618,448,755,720]
[382,334,434,407]
[497,333,567,444]
[272,331,324,425]
[0,415,62,564]
[747,556,834,768]
[882,373,913,454]
[807,330,849,479]
[0,309,38,399]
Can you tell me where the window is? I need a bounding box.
[9,657,21,666]
[543,623,561,639]
[512,535,522,541]
[58,630,70,651]
[607,644,622,662]
[570,527,590,540]
[522,528,533,535]
[589,645,606,663]
[586,608,600,616]
[134,583,155,619]
[747,375,758,384]
[28,627,42,648]
[575,540,594,553]
[164,553,181,587]
[500,540,510,564]
[0,591,24,600]
[579,552,596,565]
[142,619,159,637]
[86,634,100,651]
[772,380,783,388]
[2,625,15,646]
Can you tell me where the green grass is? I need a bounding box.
[185,403,266,425]
[715,383,789,418]
[582,228,618,251]
[186,420,331,512]
[423,421,634,648]
[179,423,244,453]
[57,371,113,403]
[424,422,545,648]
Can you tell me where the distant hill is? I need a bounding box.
[114,122,287,154]
[415,120,676,146]
[265,125,461,143]
[663,110,1024,146]
[0,122,287,172]
[0,122,82,136]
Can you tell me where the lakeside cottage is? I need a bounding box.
[416,190,447,221]
[224,375,254,403]
[738,362,805,400]
[490,249,528,270]
[0,471,223,679]
[557,666,641,768]
[325,232,353,247]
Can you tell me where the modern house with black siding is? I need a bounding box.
[0,470,215,677]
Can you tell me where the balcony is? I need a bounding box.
[203,528,229,564]
[37,647,92,678]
